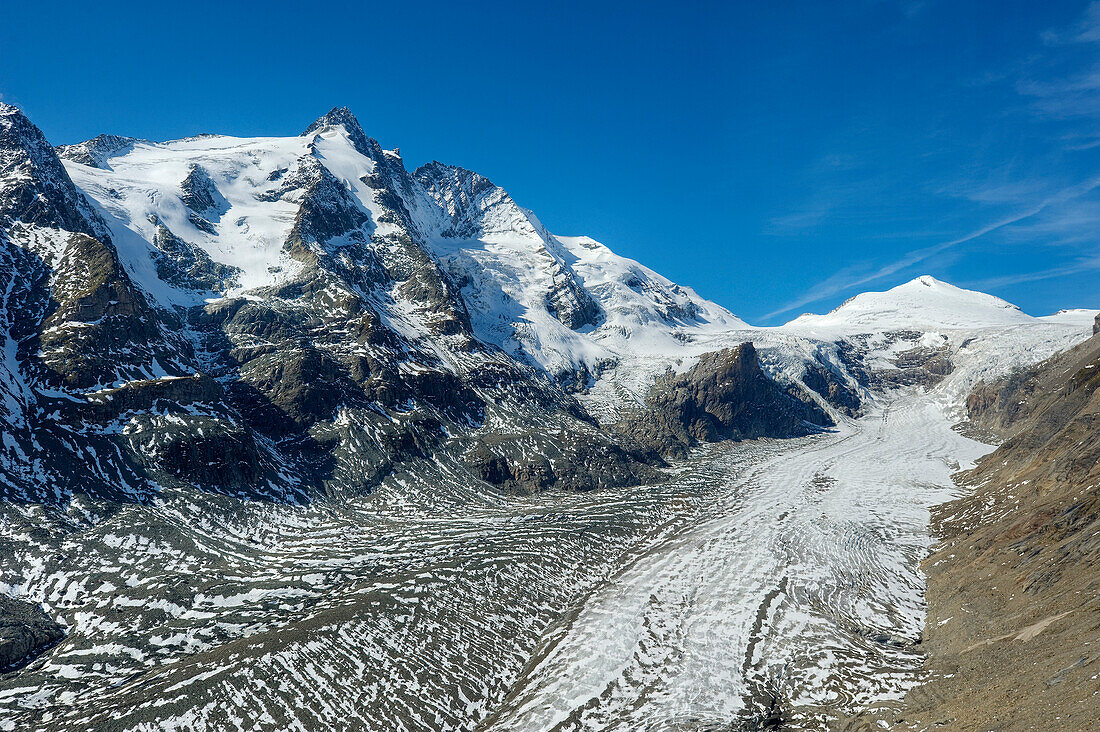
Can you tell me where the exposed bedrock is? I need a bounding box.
[464,429,660,495]
[0,596,65,672]
[800,358,863,417]
[837,330,954,390]
[616,342,834,459]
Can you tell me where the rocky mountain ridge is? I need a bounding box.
[0,103,854,509]
[1,102,1097,731]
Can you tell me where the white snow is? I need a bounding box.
[63,135,312,300]
[785,275,1034,333]
[1038,308,1100,326]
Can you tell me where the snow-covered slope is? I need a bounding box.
[1038,308,1100,327]
[785,275,1034,332]
[64,134,311,302]
[57,113,750,386]
[779,274,1096,419]
[413,164,749,381]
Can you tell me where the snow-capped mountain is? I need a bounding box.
[59,109,747,385]
[786,275,1033,332]
[2,102,1098,732]
[1,102,1093,507]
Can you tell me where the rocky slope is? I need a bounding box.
[616,342,834,458]
[852,315,1100,731]
[0,596,64,672]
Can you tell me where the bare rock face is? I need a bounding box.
[0,596,64,671]
[800,359,862,417]
[37,232,175,390]
[837,330,954,390]
[465,426,660,495]
[617,342,833,458]
[151,224,239,293]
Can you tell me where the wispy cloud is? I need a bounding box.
[761,176,1100,321]
[965,255,1100,290]
[1022,3,1100,122]
[1041,1,1100,45]
[764,152,869,234]
[766,3,1100,323]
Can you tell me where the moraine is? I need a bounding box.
[0,396,980,731]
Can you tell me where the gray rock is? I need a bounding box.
[617,342,834,458]
[0,595,64,671]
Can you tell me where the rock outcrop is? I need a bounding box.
[0,596,64,671]
[837,330,953,390]
[616,343,834,458]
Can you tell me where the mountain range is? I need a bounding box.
[0,103,1095,731]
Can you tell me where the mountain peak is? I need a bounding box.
[0,102,40,145]
[56,133,145,170]
[900,274,947,289]
[787,275,1032,331]
[415,161,497,198]
[0,101,104,236]
[302,106,373,153]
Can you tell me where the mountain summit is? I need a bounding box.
[787,275,1033,331]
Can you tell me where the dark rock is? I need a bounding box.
[187,212,217,235]
[84,374,222,421]
[617,343,833,458]
[242,348,357,429]
[544,267,602,330]
[152,225,238,292]
[153,418,266,492]
[836,331,953,390]
[179,165,227,219]
[403,368,484,423]
[466,429,659,495]
[0,595,65,671]
[37,233,176,389]
[283,158,370,261]
[303,107,374,158]
[801,359,862,417]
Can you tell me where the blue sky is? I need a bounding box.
[2,1,1098,324]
